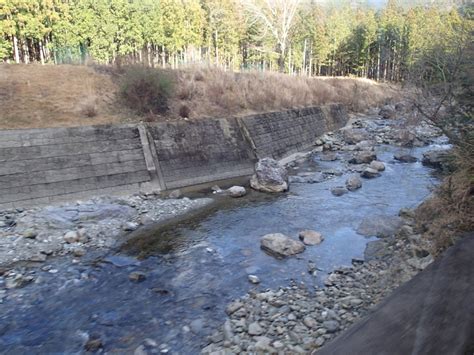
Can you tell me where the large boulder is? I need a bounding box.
[349,151,377,164]
[422,150,450,170]
[260,233,305,258]
[250,158,288,193]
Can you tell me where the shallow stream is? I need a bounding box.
[0,141,442,354]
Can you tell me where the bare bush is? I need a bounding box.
[120,66,172,115]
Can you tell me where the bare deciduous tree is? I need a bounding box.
[243,0,301,71]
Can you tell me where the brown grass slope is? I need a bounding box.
[0,64,398,129]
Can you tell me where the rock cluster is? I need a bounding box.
[0,194,212,268]
[202,211,434,354]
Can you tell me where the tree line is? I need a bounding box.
[0,0,471,81]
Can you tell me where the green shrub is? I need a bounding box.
[120,66,173,115]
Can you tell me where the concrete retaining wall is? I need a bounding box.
[240,104,347,159]
[0,105,348,209]
[147,117,255,189]
[0,125,152,209]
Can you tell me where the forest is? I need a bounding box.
[0,0,472,81]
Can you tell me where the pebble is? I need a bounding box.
[299,230,324,245]
[123,222,139,231]
[228,186,247,198]
[331,186,348,196]
[323,320,340,333]
[129,271,146,282]
[63,231,80,243]
[248,322,263,335]
[22,228,37,239]
[248,275,260,284]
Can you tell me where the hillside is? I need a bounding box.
[0,64,398,129]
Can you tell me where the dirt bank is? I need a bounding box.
[0,64,398,129]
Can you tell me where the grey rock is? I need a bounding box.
[306,172,325,184]
[323,320,340,333]
[357,215,404,238]
[72,247,86,257]
[407,254,434,270]
[226,301,243,315]
[129,271,146,282]
[303,316,318,329]
[360,167,380,179]
[394,153,418,163]
[22,228,37,239]
[298,230,324,245]
[134,345,147,355]
[63,231,80,243]
[422,150,450,170]
[248,322,263,335]
[228,186,247,198]
[364,240,389,261]
[315,336,325,347]
[331,186,348,196]
[369,160,385,171]
[349,152,377,164]
[343,128,369,144]
[346,175,362,191]
[248,275,260,284]
[254,336,271,351]
[260,233,305,258]
[250,158,288,193]
[123,222,139,231]
[223,319,234,341]
[29,254,47,262]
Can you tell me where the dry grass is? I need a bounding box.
[0,64,120,129]
[416,146,474,255]
[168,67,398,120]
[0,64,399,129]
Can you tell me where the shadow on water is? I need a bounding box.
[121,191,281,257]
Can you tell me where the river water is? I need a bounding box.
[0,142,442,354]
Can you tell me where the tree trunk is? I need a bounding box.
[161,45,166,68]
[13,36,20,63]
[39,41,45,65]
[302,38,307,76]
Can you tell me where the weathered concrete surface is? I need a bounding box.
[318,233,474,355]
[240,104,347,160]
[0,106,348,209]
[0,124,153,209]
[148,117,255,189]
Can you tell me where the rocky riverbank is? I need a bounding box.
[0,193,212,271]
[201,208,433,354]
[201,105,449,354]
